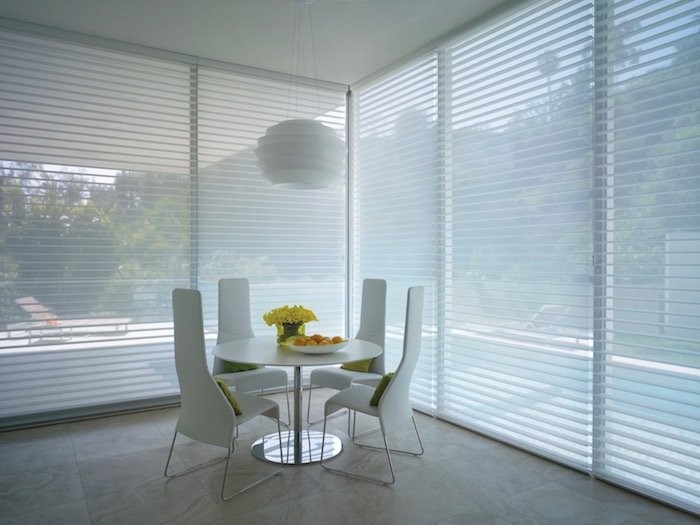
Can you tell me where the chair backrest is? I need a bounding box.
[355,278,387,375]
[378,286,424,434]
[172,288,235,447]
[213,278,255,374]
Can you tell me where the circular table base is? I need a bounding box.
[252,430,342,465]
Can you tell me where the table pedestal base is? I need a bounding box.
[252,430,342,465]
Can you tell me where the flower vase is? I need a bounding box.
[277,322,304,344]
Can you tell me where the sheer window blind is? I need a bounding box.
[443,0,594,470]
[196,67,348,365]
[594,0,700,512]
[0,26,349,424]
[351,0,699,513]
[351,56,439,412]
[0,29,192,425]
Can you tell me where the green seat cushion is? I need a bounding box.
[341,359,373,373]
[215,379,243,415]
[369,372,394,406]
[222,361,259,373]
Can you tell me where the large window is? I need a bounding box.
[443,0,594,470]
[0,30,193,425]
[0,27,347,427]
[594,0,700,510]
[351,54,440,412]
[351,0,699,513]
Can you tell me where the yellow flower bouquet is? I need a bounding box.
[263,305,318,343]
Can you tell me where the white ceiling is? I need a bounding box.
[0,0,511,85]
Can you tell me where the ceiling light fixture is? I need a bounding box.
[255,0,346,189]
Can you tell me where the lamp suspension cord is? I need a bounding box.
[288,2,302,118]
[307,3,322,115]
[287,0,322,120]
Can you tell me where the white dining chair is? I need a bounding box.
[165,288,283,500]
[319,286,424,485]
[306,278,386,425]
[213,278,290,425]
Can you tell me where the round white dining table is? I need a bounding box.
[212,336,382,465]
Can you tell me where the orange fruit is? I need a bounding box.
[311,334,324,343]
[332,336,344,344]
[305,339,318,346]
[293,337,307,346]
[318,339,331,345]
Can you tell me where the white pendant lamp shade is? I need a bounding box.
[255,119,346,189]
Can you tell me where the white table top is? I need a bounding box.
[212,336,381,367]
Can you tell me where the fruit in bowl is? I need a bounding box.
[291,334,345,346]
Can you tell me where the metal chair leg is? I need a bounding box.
[352,415,424,457]
[283,383,291,427]
[165,424,283,500]
[164,430,178,477]
[220,419,283,501]
[306,381,314,424]
[259,385,291,428]
[320,412,423,486]
[307,385,349,426]
[320,411,396,486]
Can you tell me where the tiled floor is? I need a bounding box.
[0,389,697,525]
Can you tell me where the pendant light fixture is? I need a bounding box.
[255,0,346,189]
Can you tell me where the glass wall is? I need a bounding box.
[0,27,347,427]
[351,0,699,513]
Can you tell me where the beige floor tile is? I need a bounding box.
[85,471,227,525]
[69,412,172,463]
[0,423,76,475]
[235,488,365,525]
[0,388,697,525]
[0,499,92,525]
[78,446,181,500]
[0,462,85,515]
[483,481,619,523]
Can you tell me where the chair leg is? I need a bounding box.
[352,415,424,457]
[164,430,178,477]
[320,410,396,486]
[221,420,283,501]
[259,385,291,428]
[164,428,234,480]
[307,385,349,426]
[221,445,281,501]
[283,383,291,427]
[320,414,423,486]
[276,414,287,464]
[306,381,314,424]
[166,425,282,500]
